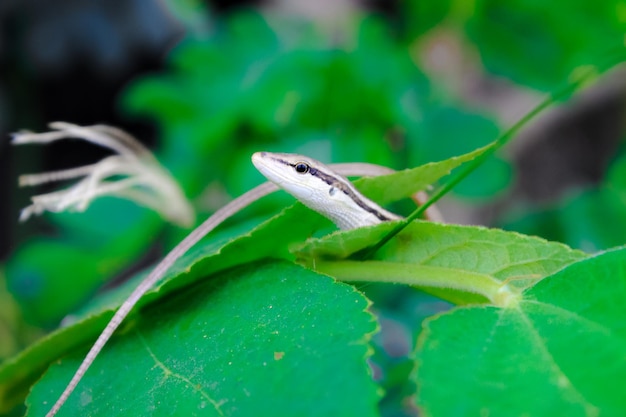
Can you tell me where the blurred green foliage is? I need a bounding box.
[122,12,508,199]
[6,200,163,327]
[466,0,625,90]
[0,268,41,362]
[401,0,625,89]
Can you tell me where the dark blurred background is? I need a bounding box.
[1,0,183,260]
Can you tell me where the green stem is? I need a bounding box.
[315,260,520,307]
[365,54,626,258]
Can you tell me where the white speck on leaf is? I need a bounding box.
[79,390,93,406]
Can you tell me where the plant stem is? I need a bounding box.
[365,55,625,258]
[315,260,520,307]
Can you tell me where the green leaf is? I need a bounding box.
[355,142,497,206]
[296,221,587,304]
[416,247,626,416]
[27,261,380,416]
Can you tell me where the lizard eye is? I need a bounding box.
[294,162,310,174]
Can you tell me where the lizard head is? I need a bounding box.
[252,151,396,229]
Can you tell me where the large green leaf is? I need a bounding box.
[415,247,626,416]
[354,142,495,205]
[27,261,380,416]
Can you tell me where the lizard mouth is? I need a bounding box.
[251,152,285,186]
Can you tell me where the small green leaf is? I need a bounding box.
[416,247,626,416]
[27,261,380,417]
[355,142,496,205]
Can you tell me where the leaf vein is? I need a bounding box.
[520,299,618,339]
[137,331,226,416]
[515,308,599,415]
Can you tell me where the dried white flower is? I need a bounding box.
[13,122,195,227]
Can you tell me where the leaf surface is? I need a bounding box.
[27,261,380,416]
[416,247,626,417]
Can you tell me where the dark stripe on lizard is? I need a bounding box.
[270,155,395,222]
